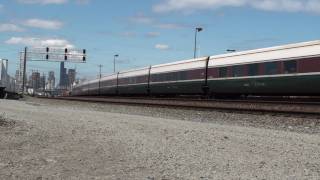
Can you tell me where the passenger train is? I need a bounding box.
[72,40,320,97]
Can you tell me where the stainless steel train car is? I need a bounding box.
[0,59,18,98]
[72,40,320,97]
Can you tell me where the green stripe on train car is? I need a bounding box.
[208,74,320,95]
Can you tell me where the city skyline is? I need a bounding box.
[1,0,320,82]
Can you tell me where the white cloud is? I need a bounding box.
[17,0,68,4]
[146,32,160,38]
[75,0,90,4]
[129,13,154,24]
[0,24,25,32]
[153,0,320,14]
[120,31,136,38]
[128,13,188,30]
[17,0,91,5]
[154,23,187,29]
[5,37,74,48]
[23,19,63,30]
[155,44,170,50]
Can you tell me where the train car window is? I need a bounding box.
[179,71,187,80]
[174,72,180,81]
[283,60,297,74]
[219,67,228,78]
[166,72,174,81]
[172,72,176,81]
[155,74,161,82]
[248,64,259,76]
[232,65,244,77]
[169,72,175,81]
[265,62,277,75]
[151,74,156,82]
[166,73,171,81]
[157,74,163,82]
[157,74,161,82]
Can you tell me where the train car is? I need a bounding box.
[73,80,91,96]
[117,67,150,95]
[149,57,208,95]
[207,40,320,96]
[87,78,100,95]
[0,59,5,97]
[0,59,19,98]
[100,74,118,95]
[72,40,320,98]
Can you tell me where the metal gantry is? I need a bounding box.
[19,47,87,95]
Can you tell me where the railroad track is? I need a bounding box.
[43,96,320,115]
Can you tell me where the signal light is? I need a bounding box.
[46,47,49,59]
[64,48,68,61]
[83,49,86,62]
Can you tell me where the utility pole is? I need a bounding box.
[21,47,27,96]
[98,64,103,95]
[98,64,103,79]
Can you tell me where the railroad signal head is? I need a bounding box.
[82,49,86,62]
[46,47,49,60]
[65,48,68,54]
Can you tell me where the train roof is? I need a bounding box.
[208,40,320,67]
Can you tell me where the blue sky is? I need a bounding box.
[1,0,320,80]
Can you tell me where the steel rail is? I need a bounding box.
[43,96,320,115]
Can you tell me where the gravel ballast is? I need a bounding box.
[0,98,320,179]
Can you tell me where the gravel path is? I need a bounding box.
[0,98,320,179]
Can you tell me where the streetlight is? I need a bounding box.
[226,49,236,53]
[113,54,119,73]
[194,27,203,59]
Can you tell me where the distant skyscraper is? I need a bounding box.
[15,70,20,81]
[68,69,76,88]
[59,62,67,88]
[31,71,40,90]
[40,74,46,90]
[47,71,55,90]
